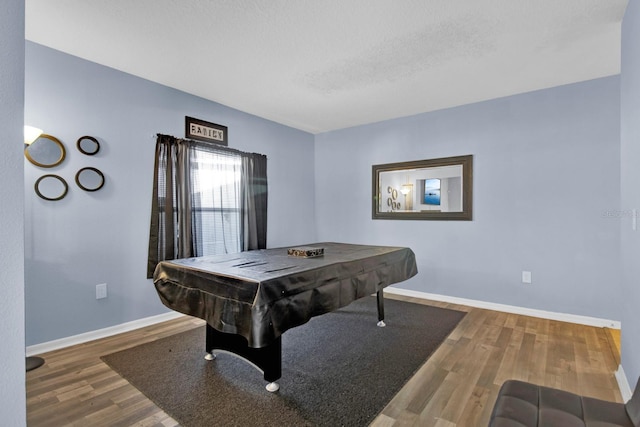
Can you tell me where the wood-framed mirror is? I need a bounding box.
[25,134,66,168]
[34,174,69,201]
[76,136,100,155]
[372,154,473,220]
[75,167,105,192]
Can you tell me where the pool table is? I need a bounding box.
[153,242,417,391]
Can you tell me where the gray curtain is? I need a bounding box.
[147,134,267,278]
[241,153,268,250]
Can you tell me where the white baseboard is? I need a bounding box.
[27,288,621,355]
[26,311,184,356]
[615,365,633,402]
[26,287,630,401]
[385,287,621,329]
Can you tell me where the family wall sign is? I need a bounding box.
[185,116,228,146]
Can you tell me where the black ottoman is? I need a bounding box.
[489,379,640,426]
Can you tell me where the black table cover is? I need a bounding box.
[153,242,417,348]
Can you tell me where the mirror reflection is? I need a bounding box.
[75,167,105,192]
[380,165,463,213]
[35,174,68,201]
[77,136,100,155]
[25,134,66,168]
[372,155,472,220]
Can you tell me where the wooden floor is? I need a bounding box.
[26,294,623,426]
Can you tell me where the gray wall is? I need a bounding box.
[24,42,316,346]
[0,0,26,424]
[315,76,622,321]
[621,1,640,390]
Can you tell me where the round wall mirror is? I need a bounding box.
[75,167,105,192]
[25,134,66,168]
[77,136,100,155]
[35,175,68,201]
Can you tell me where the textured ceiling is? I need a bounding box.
[25,0,628,134]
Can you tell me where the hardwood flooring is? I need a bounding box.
[26,294,622,426]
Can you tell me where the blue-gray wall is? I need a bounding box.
[24,42,316,346]
[621,0,640,390]
[315,76,622,322]
[0,0,26,424]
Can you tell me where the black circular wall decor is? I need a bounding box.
[75,167,105,192]
[35,174,69,201]
[76,136,100,155]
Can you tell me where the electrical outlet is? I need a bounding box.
[96,283,107,299]
[522,271,532,284]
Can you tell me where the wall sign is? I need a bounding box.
[185,116,228,146]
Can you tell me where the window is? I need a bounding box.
[147,134,268,278]
[190,148,242,256]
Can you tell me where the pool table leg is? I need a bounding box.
[204,324,282,392]
[377,289,386,327]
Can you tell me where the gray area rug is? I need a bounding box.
[102,297,465,427]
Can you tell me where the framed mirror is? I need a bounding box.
[34,174,69,201]
[25,134,66,168]
[77,136,100,155]
[75,167,105,192]
[372,154,472,220]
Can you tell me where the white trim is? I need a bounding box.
[615,365,633,402]
[385,287,621,329]
[26,311,184,356]
[26,288,622,357]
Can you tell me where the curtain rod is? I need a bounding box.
[155,134,267,159]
